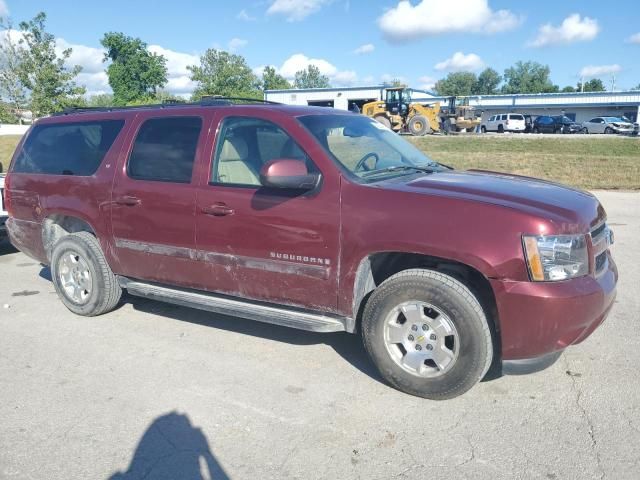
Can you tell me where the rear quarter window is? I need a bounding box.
[12,120,124,176]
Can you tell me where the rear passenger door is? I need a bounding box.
[110,113,209,287]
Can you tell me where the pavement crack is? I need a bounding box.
[564,355,605,480]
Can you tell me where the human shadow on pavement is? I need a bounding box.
[109,411,229,480]
[127,293,385,386]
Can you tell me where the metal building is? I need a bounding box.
[264,87,640,124]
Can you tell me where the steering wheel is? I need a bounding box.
[355,152,380,172]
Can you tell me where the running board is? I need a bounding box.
[121,279,347,333]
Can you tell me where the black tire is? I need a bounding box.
[497,124,504,133]
[480,126,487,134]
[581,127,588,134]
[408,115,430,136]
[361,269,493,400]
[604,127,614,134]
[51,232,122,316]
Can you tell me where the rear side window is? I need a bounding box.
[128,117,202,183]
[12,120,124,176]
[509,114,524,120]
[500,114,507,121]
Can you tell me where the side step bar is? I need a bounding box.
[120,278,347,333]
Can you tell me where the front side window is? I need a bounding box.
[298,114,443,182]
[212,117,314,187]
[12,120,124,175]
[128,117,202,183]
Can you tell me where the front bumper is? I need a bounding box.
[491,252,618,362]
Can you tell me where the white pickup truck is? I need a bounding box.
[0,173,7,237]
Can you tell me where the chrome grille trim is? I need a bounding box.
[589,221,611,275]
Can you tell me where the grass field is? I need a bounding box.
[0,135,21,173]
[408,135,640,190]
[1,134,638,189]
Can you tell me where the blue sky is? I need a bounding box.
[3,0,639,96]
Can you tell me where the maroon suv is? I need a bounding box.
[4,100,617,399]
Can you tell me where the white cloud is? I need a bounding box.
[580,64,621,78]
[0,0,8,17]
[435,52,484,72]
[353,43,374,55]
[626,32,640,44]
[378,0,521,43]
[237,9,256,21]
[267,0,331,22]
[529,14,599,47]
[267,53,357,86]
[227,38,248,52]
[418,75,436,91]
[147,45,199,96]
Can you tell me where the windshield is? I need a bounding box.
[603,117,625,122]
[298,114,442,180]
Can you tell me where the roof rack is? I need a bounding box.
[55,96,281,116]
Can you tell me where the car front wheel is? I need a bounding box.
[361,269,493,400]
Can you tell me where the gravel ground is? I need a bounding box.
[0,190,638,480]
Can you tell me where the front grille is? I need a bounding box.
[590,222,611,275]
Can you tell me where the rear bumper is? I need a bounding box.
[6,217,47,262]
[491,252,618,361]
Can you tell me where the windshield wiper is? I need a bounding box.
[362,164,438,178]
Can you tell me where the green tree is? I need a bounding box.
[293,65,330,89]
[0,18,28,122]
[474,68,501,95]
[502,61,558,94]
[633,83,640,91]
[188,49,261,99]
[262,66,290,90]
[434,72,477,96]
[101,32,167,105]
[16,12,85,116]
[86,93,115,107]
[561,85,576,93]
[577,78,605,92]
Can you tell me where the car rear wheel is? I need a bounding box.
[361,269,493,400]
[51,232,122,316]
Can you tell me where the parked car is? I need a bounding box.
[0,171,7,238]
[5,100,617,400]
[532,115,582,134]
[581,117,635,134]
[481,113,526,133]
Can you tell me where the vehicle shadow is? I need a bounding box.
[0,238,18,255]
[127,292,385,386]
[109,411,229,480]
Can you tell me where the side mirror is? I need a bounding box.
[259,159,319,190]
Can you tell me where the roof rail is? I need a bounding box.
[54,96,281,116]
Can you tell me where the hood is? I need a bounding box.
[380,169,605,232]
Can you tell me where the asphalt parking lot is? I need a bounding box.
[1,190,639,480]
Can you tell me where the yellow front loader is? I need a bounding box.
[363,87,440,136]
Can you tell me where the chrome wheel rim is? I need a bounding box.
[58,251,93,305]
[383,301,459,378]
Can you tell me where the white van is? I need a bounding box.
[482,113,526,133]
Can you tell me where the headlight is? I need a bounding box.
[522,234,589,281]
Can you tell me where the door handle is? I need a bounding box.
[201,203,234,216]
[114,195,141,206]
